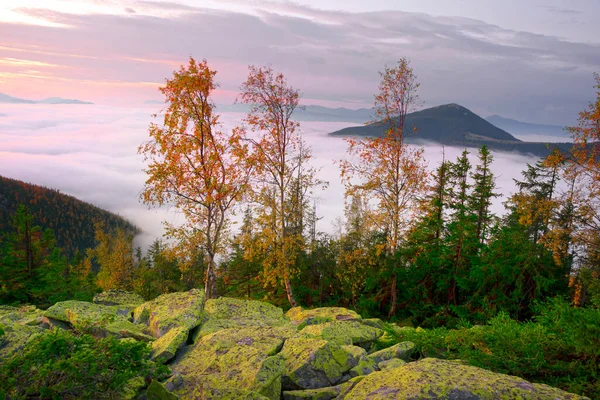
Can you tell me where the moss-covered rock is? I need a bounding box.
[43,300,130,324]
[122,376,146,400]
[348,357,378,378]
[169,326,289,399]
[300,321,383,346]
[280,337,359,390]
[341,358,588,399]
[367,341,415,364]
[147,380,179,400]
[286,306,361,327]
[43,300,153,341]
[282,383,348,400]
[151,327,189,363]
[362,318,386,330]
[0,323,45,360]
[133,289,205,338]
[0,305,44,326]
[196,297,290,339]
[378,358,406,370]
[93,290,145,310]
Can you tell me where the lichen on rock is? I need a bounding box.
[367,341,415,364]
[0,322,45,360]
[169,326,289,399]
[133,289,205,338]
[286,306,362,328]
[299,320,383,346]
[196,297,290,339]
[340,358,589,399]
[93,290,145,311]
[280,337,359,390]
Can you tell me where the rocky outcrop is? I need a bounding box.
[1,292,589,400]
[340,358,587,399]
[93,290,145,310]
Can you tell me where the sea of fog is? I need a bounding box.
[0,104,548,249]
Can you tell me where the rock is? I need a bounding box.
[133,289,205,338]
[282,383,348,400]
[367,341,415,364]
[362,318,386,330]
[0,305,44,326]
[44,300,131,324]
[300,321,383,346]
[147,380,179,400]
[151,327,188,363]
[43,300,153,341]
[340,358,588,399]
[342,345,367,361]
[0,323,45,360]
[280,337,359,390]
[122,376,146,400]
[196,297,290,339]
[93,290,145,310]
[286,306,361,328]
[378,358,406,370]
[169,326,289,399]
[348,357,378,378]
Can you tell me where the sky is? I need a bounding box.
[1,0,599,125]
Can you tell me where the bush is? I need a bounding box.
[0,329,169,399]
[388,299,600,399]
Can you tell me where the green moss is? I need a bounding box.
[0,323,45,360]
[300,321,383,346]
[43,300,130,325]
[378,358,407,370]
[286,307,362,327]
[282,384,344,400]
[341,358,588,399]
[170,326,288,400]
[147,380,179,400]
[93,290,145,311]
[280,337,357,390]
[197,297,290,339]
[0,305,44,326]
[151,327,188,364]
[362,318,385,330]
[367,341,415,364]
[133,289,205,338]
[348,357,377,378]
[122,376,146,400]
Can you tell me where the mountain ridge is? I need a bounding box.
[330,103,572,157]
[0,92,93,105]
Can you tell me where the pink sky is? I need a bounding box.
[1,0,599,123]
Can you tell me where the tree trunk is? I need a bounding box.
[389,273,398,316]
[284,276,298,307]
[204,256,217,299]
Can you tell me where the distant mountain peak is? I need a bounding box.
[0,92,93,105]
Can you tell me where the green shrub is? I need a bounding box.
[0,329,169,399]
[389,299,600,398]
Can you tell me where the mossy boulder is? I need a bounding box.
[348,357,378,378]
[362,318,386,330]
[93,290,145,310]
[133,289,205,338]
[0,323,45,360]
[340,358,588,399]
[44,300,131,324]
[169,326,289,399]
[367,341,415,364]
[147,380,179,400]
[0,305,44,326]
[282,383,350,400]
[378,358,406,370]
[286,306,361,327]
[151,327,188,364]
[280,337,359,390]
[43,300,153,341]
[196,297,290,339]
[300,321,383,346]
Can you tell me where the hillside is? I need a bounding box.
[0,92,93,105]
[0,176,138,257]
[486,114,570,139]
[330,103,572,157]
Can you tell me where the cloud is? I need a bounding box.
[1,2,598,124]
[0,104,543,249]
